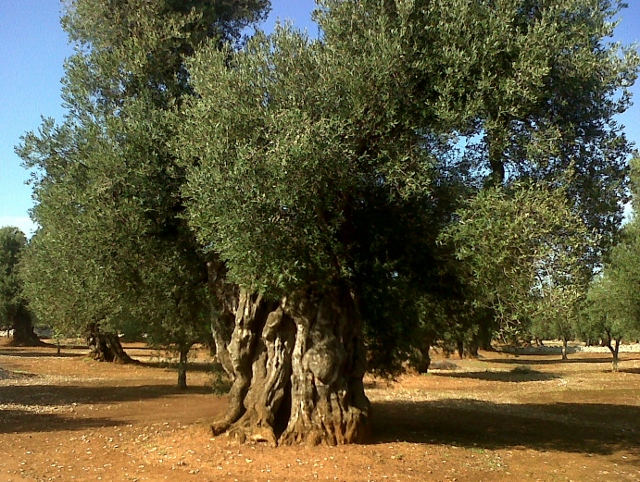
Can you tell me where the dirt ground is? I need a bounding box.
[1,339,639,482]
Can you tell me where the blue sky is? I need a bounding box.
[1,0,639,236]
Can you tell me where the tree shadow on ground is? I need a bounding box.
[0,344,172,358]
[430,368,559,382]
[0,347,85,358]
[0,384,214,434]
[119,344,159,350]
[370,398,640,457]
[483,356,616,366]
[0,409,128,434]
[0,368,38,380]
[140,361,214,373]
[0,383,211,408]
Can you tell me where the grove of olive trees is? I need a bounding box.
[17,0,639,445]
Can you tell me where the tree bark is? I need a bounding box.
[207,258,239,380]
[606,338,621,373]
[466,336,479,359]
[210,307,236,379]
[177,344,191,389]
[456,339,465,359]
[86,323,137,364]
[8,313,42,347]
[209,286,370,446]
[414,339,432,374]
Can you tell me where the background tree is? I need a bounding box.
[455,0,637,258]
[420,0,637,357]
[582,272,639,371]
[530,284,585,360]
[0,227,40,346]
[18,0,270,376]
[581,158,640,371]
[440,184,594,351]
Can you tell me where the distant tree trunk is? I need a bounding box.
[481,336,494,351]
[177,343,192,389]
[414,338,432,374]
[485,122,506,188]
[466,336,479,359]
[456,339,465,359]
[86,323,137,364]
[476,323,494,351]
[561,337,568,361]
[8,309,41,347]
[605,334,621,372]
[208,284,370,446]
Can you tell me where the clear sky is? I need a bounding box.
[1,1,639,236]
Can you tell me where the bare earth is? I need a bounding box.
[1,340,639,482]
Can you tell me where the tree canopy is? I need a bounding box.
[582,157,640,370]
[0,227,40,346]
[441,183,595,347]
[18,0,270,379]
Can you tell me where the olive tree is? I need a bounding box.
[582,157,640,371]
[440,184,594,350]
[582,271,640,372]
[18,0,270,378]
[0,227,40,346]
[176,0,636,445]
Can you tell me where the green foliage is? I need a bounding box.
[179,23,440,295]
[16,0,638,375]
[18,0,270,346]
[441,184,596,341]
[0,227,31,330]
[580,156,640,350]
[178,0,636,366]
[583,210,640,345]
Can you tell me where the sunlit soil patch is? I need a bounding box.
[0,339,639,481]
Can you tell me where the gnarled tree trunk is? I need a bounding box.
[9,313,42,347]
[207,257,239,380]
[86,323,137,364]
[210,306,236,380]
[209,282,370,446]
